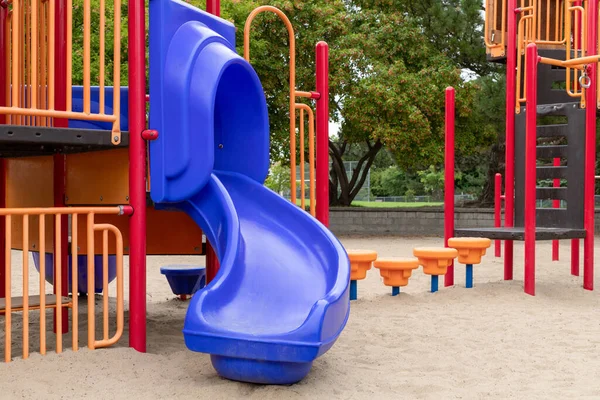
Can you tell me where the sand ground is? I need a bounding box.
[1,235,600,399]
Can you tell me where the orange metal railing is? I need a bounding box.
[486,0,566,58]
[244,6,317,217]
[485,0,508,57]
[514,0,600,111]
[1,0,122,144]
[2,206,125,362]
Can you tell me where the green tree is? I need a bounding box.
[264,161,291,195]
[354,0,495,76]
[418,165,445,200]
[329,6,491,205]
[71,0,129,86]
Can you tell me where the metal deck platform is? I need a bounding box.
[454,227,587,241]
[0,125,129,157]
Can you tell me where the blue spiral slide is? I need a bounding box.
[148,0,350,385]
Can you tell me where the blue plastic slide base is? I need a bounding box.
[392,286,400,296]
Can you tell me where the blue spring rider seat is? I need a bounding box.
[160,265,207,300]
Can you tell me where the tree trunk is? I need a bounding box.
[329,139,383,206]
[477,139,505,207]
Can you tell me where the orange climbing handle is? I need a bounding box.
[243,6,319,216]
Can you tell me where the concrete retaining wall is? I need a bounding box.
[328,207,600,236]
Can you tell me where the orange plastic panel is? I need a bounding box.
[74,207,204,255]
[5,157,55,251]
[373,257,419,287]
[413,247,458,276]
[447,237,492,265]
[347,249,377,280]
[65,149,129,205]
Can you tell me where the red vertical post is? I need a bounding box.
[54,0,69,334]
[551,157,560,261]
[315,42,330,227]
[571,239,580,276]
[206,0,220,16]
[204,0,222,282]
[524,43,538,296]
[583,0,597,291]
[205,244,218,283]
[494,173,502,257]
[444,87,455,287]
[504,0,518,281]
[128,0,147,352]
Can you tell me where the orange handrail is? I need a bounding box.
[2,206,127,362]
[484,0,507,56]
[514,0,596,111]
[244,6,298,205]
[1,0,122,142]
[296,103,316,217]
[244,6,318,213]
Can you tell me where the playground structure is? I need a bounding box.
[446,0,599,295]
[0,0,349,385]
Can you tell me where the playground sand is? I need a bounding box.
[2,236,600,399]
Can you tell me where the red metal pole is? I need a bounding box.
[552,157,560,261]
[494,173,502,257]
[504,0,518,281]
[524,43,538,296]
[583,0,597,291]
[128,0,147,352]
[444,87,455,287]
[571,239,580,276]
[315,42,330,227]
[206,0,220,17]
[205,244,218,283]
[54,0,69,334]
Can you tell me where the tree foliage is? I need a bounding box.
[71,0,499,206]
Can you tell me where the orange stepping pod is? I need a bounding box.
[413,247,458,293]
[373,258,419,296]
[346,249,378,300]
[447,237,492,288]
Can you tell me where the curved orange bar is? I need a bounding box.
[447,237,492,265]
[244,6,297,205]
[373,257,419,287]
[413,247,457,276]
[347,249,377,281]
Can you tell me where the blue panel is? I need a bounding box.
[69,86,130,131]
[149,0,268,203]
[148,0,350,385]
